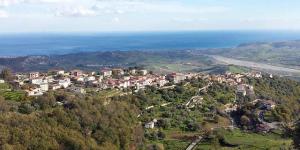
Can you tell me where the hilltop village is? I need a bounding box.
[14,68,182,96]
[9,68,268,98]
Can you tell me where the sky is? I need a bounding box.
[0,0,299,33]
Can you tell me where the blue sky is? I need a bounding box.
[0,0,299,33]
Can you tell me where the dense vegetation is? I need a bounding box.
[1,68,300,149]
[0,88,143,149]
[246,75,300,123]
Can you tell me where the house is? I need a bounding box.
[211,75,226,83]
[59,78,71,88]
[75,77,84,82]
[112,69,125,76]
[29,72,39,79]
[237,84,246,96]
[31,78,47,85]
[71,70,83,77]
[115,81,128,89]
[56,70,65,75]
[139,70,148,75]
[185,73,196,79]
[129,69,136,75]
[84,76,96,82]
[167,73,186,84]
[249,72,262,78]
[0,79,5,83]
[156,78,168,87]
[144,119,158,129]
[45,76,54,83]
[135,82,146,91]
[39,83,49,92]
[224,103,238,113]
[51,84,61,90]
[69,86,86,94]
[145,122,154,129]
[236,78,242,83]
[97,75,104,82]
[246,85,255,96]
[26,88,43,96]
[101,69,112,77]
[123,76,131,81]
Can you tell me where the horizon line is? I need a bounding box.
[2,29,300,35]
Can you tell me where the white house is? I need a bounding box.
[57,70,65,75]
[31,78,48,85]
[157,78,168,87]
[46,76,54,83]
[144,119,158,129]
[0,79,5,83]
[76,77,85,82]
[123,76,131,81]
[117,81,131,89]
[101,69,112,77]
[39,83,49,92]
[97,75,104,83]
[51,84,61,90]
[26,88,43,96]
[139,70,148,75]
[129,69,136,75]
[145,122,155,129]
[237,85,246,96]
[167,73,186,84]
[84,76,96,82]
[59,78,71,88]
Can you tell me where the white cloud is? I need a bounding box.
[171,17,208,23]
[0,0,71,6]
[113,17,120,22]
[0,0,19,7]
[93,0,228,15]
[55,6,96,17]
[0,9,8,18]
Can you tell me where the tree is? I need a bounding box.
[0,68,13,81]
[18,102,35,114]
[293,122,300,149]
[157,131,166,140]
[240,115,251,126]
[157,119,171,129]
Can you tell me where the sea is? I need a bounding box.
[1,30,300,56]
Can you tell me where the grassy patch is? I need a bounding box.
[162,139,190,150]
[2,91,26,101]
[0,83,10,90]
[196,129,292,150]
[228,65,250,74]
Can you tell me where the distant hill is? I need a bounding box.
[0,50,213,72]
[3,40,300,73]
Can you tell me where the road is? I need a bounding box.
[186,136,203,150]
[211,55,300,75]
[185,82,214,150]
[258,110,281,129]
[199,82,212,93]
